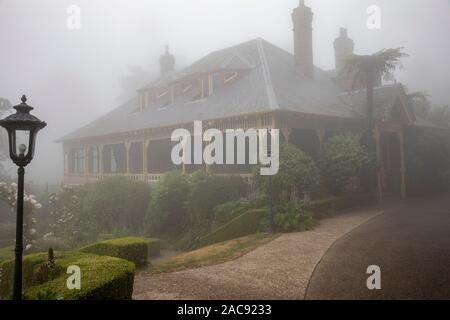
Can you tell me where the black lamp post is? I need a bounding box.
[0,95,46,300]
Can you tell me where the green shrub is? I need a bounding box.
[0,223,15,240]
[308,194,375,219]
[253,143,320,202]
[30,236,70,253]
[320,134,368,195]
[79,237,150,267]
[46,177,151,248]
[0,251,135,300]
[273,202,316,232]
[145,171,190,237]
[82,177,151,235]
[213,199,254,225]
[186,172,247,228]
[308,196,341,218]
[46,185,94,248]
[195,209,267,248]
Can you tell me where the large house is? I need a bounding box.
[59,1,438,198]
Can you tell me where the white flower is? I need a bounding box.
[34,203,42,209]
[29,228,37,235]
[43,232,53,239]
[25,244,32,251]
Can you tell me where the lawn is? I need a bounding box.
[0,246,13,263]
[147,232,278,274]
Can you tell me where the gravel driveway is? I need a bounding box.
[133,207,382,300]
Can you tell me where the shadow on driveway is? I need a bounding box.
[305,194,450,300]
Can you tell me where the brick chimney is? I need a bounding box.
[160,45,175,76]
[292,0,314,78]
[334,28,354,70]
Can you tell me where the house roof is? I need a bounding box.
[58,38,441,142]
[338,84,415,122]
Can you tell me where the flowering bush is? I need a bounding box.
[46,177,151,248]
[46,186,94,248]
[0,181,42,251]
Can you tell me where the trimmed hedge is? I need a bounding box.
[79,237,153,267]
[195,194,375,248]
[146,238,162,258]
[195,209,267,248]
[0,251,135,300]
[309,194,375,219]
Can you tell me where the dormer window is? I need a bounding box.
[200,75,214,98]
[157,89,169,99]
[224,72,238,84]
[183,84,192,93]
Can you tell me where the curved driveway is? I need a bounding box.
[306,194,450,300]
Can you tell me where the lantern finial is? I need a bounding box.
[21,95,27,104]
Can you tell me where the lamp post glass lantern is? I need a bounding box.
[0,95,46,300]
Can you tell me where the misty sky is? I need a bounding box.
[1,0,449,184]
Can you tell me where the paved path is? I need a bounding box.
[306,194,450,300]
[133,208,382,300]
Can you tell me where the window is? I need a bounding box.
[201,76,213,98]
[224,72,238,84]
[72,148,85,174]
[157,89,169,99]
[111,149,117,173]
[91,147,99,173]
[64,153,69,174]
[183,84,192,93]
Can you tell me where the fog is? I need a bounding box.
[0,0,449,185]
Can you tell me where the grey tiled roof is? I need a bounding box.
[337,84,408,120]
[59,38,433,142]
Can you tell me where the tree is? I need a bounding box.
[344,48,408,197]
[0,98,11,177]
[407,90,450,128]
[253,143,320,203]
[408,91,431,118]
[320,134,369,195]
[344,48,408,149]
[118,65,152,100]
[428,105,450,128]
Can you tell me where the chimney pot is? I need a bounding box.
[292,1,314,78]
[160,45,175,77]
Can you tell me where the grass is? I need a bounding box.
[0,245,13,263]
[147,233,278,274]
[194,209,267,248]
